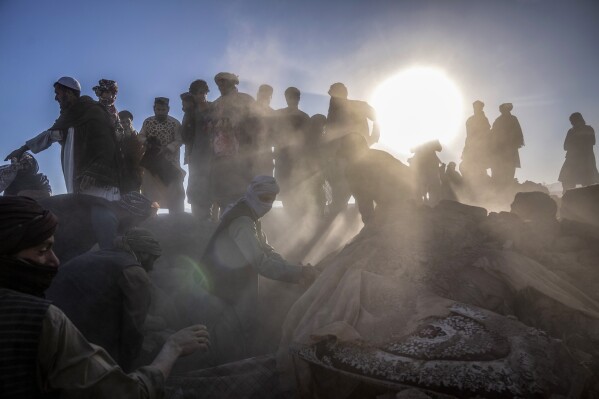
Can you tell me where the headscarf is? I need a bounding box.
[121,228,162,256]
[0,196,58,255]
[93,79,119,98]
[244,175,280,218]
[214,72,239,85]
[0,196,59,297]
[499,103,513,113]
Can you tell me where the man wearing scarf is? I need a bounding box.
[0,196,209,398]
[202,175,315,357]
[93,78,124,139]
[490,103,525,186]
[46,228,162,372]
[4,76,123,249]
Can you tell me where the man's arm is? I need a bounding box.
[5,130,63,161]
[166,119,183,153]
[38,305,208,399]
[229,216,304,283]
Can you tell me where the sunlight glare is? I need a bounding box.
[371,67,464,154]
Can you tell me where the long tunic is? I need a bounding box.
[558,124,599,184]
[462,112,491,168]
[490,114,524,168]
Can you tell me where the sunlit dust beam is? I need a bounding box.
[177,255,212,292]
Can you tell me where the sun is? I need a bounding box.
[370,67,464,154]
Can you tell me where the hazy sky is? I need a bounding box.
[1,0,598,194]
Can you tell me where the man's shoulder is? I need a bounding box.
[166,115,181,125]
[0,287,50,305]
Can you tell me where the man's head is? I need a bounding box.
[0,196,59,267]
[54,76,81,111]
[257,84,273,106]
[328,82,348,99]
[120,228,162,272]
[244,175,280,218]
[93,79,118,106]
[189,79,210,105]
[284,87,301,109]
[447,161,457,172]
[473,100,484,113]
[569,112,585,127]
[214,72,239,96]
[180,92,195,113]
[499,103,513,115]
[118,110,134,129]
[154,97,170,121]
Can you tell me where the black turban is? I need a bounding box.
[0,196,58,255]
[124,228,162,257]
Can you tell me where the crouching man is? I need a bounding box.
[0,196,209,398]
[47,228,163,372]
[202,176,316,357]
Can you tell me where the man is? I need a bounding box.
[0,196,209,398]
[119,110,144,193]
[558,112,599,193]
[139,97,185,213]
[183,80,214,219]
[461,100,491,183]
[275,87,311,216]
[324,82,380,213]
[202,176,315,356]
[5,76,122,249]
[255,84,276,176]
[326,82,380,145]
[337,134,414,224]
[93,78,124,139]
[46,228,162,372]
[490,103,524,186]
[209,72,258,215]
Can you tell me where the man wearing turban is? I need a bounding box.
[0,196,209,397]
[490,103,525,186]
[202,175,316,358]
[46,228,162,372]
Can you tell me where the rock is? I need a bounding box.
[553,236,587,252]
[511,191,557,222]
[561,184,599,227]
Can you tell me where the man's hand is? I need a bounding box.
[166,324,210,356]
[4,145,29,162]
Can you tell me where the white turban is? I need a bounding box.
[244,175,280,218]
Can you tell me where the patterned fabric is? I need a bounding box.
[140,116,181,165]
[165,355,294,399]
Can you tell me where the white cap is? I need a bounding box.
[54,76,81,92]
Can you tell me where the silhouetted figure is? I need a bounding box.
[255,84,276,176]
[139,97,185,213]
[325,82,380,145]
[93,79,124,139]
[324,83,380,214]
[201,176,314,357]
[490,103,524,186]
[461,100,491,182]
[409,140,443,205]
[441,161,463,201]
[182,80,214,219]
[337,133,414,224]
[275,87,311,216]
[209,72,257,216]
[47,228,162,372]
[118,110,143,193]
[300,114,328,216]
[4,76,122,249]
[1,153,51,199]
[558,112,599,193]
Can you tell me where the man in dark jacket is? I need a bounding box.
[0,196,209,398]
[5,76,123,249]
[46,228,162,372]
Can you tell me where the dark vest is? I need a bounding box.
[45,249,142,370]
[0,288,51,398]
[202,200,261,304]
